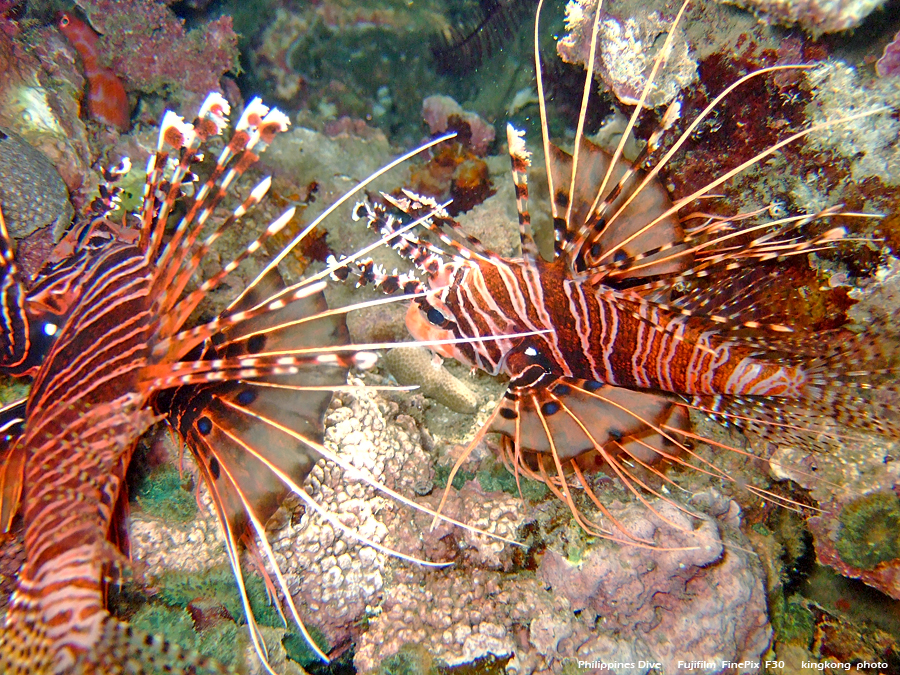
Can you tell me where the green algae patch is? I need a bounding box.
[435,457,549,500]
[835,491,900,570]
[130,604,242,667]
[154,564,281,628]
[560,659,590,675]
[476,461,548,502]
[0,375,29,406]
[282,627,331,668]
[434,463,476,490]
[133,462,198,524]
[374,643,440,675]
[125,566,332,670]
[771,594,815,647]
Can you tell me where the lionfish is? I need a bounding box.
[339,0,900,548]
[0,94,479,673]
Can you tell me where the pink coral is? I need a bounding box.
[357,490,771,674]
[422,95,495,155]
[876,30,900,78]
[71,0,239,110]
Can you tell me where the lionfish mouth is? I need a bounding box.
[1,0,898,672]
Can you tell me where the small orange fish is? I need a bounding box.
[57,11,130,131]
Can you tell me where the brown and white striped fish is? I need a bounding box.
[342,0,900,546]
[0,93,459,674]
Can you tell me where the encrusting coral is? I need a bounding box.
[803,60,900,186]
[716,0,888,35]
[422,95,496,155]
[0,128,72,240]
[69,0,239,111]
[356,491,770,674]
[878,30,900,78]
[557,1,698,107]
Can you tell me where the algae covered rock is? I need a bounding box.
[835,491,900,571]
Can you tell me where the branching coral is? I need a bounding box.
[383,346,479,414]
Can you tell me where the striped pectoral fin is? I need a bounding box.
[547,139,685,278]
[165,367,343,530]
[492,378,683,461]
[223,274,349,357]
[165,267,350,368]
[161,363,347,664]
[491,378,695,544]
[574,399,690,473]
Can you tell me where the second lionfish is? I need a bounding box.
[341,0,900,550]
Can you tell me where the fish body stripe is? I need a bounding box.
[8,238,158,666]
[440,256,808,398]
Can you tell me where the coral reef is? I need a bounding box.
[834,491,900,571]
[246,0,449,144]
[72,0,239,111]
[264,384,524,649]
[407,138,496,216]
[129,483,227,576]
[803,60,900,186]
[383,346,480,414]
[557,2,697,107]
[716,0,888,35]
[264,385,427,649]
[768,258,900,599]
[0,0,891,669]
[0,27,91,193]
[356,491,770,674]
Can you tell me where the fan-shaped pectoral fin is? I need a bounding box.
[182,387,332,666]
[548,139,685,278]
[491,378,682,462]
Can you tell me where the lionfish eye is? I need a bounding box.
[426,307,446,326]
